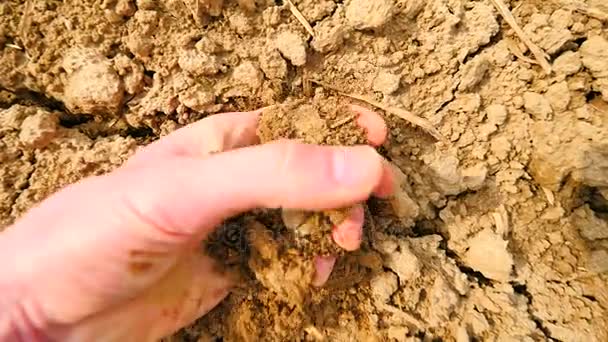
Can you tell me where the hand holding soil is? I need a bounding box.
[0,108,391,341]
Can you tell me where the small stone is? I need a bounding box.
[19,110,59,149]
[463,228,513,282]
[485,104,508,125]
[370,272,398,305]
[312,18,346,53]
[545,81,571,112]
[275,31,307,66]
[541,206,565,221]
[178,85,216,112]
[588,250,608,273]
[345,0,394,30]
[232,61,263,90]
[571,22,585,34]
[228,11,253,35]
[260,48,287,79]
[384,241,421,284]
[63,50,124,115]
[115,0,136,16]
[373,70,401,94]
[477,123,497,141]
[523,92,553,120]
[490,136,511,160]
[540,29,574,55]
[136,0,156,10]
[0,105,28,131]
[553,51,582,75]
[113,54,144,95]
[178,49,222,76]
[461,163,487,190]
[580,36,608,78]
[458,56,490,91]
[549,9,573,29]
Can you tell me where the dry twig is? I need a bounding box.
[505,38,539,66]
[489,0,552,74]
[285,0,315,38]
[311,80,445,142]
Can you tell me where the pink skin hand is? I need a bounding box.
[0,106,392,341]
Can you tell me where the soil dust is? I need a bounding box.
[1,0,608,341]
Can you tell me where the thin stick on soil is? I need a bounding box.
[489,0,552,75]
[311,80,446,142]
[505,38,539,66]
[5,44,23,50]
[285,0,315,38]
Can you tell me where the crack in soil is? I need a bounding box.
[512,282,562,342]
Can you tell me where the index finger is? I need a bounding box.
[127,110,262,167]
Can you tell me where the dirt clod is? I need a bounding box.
[1,0,607,341]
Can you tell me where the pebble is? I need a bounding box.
[486,104,508,125]
[19,110,59,149]
[553,51,581,76]
[523,92,553,120]
[545,81,571,113]
[580,36,608,78]
[373,70,401,95]
[275,31,307,66]
[345,0,394,30]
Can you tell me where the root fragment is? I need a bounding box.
[489,0,552,74]
[311,80,445,142]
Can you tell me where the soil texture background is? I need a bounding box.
[1,0,608,340]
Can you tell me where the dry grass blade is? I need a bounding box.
[489,0,552,74]
[285,0,315,38]
[505,38,538,65]
[311,80,445,142]
[5,44,23,50]
[18,0,34,51]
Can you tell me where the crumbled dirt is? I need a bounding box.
[2,0,608,341]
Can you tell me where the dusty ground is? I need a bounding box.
[1,0,608,340]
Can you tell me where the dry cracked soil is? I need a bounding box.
[1,0,608,341]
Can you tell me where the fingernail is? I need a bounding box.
[373,164,395,198]
[332,146,380,187]
[312,256,336,287]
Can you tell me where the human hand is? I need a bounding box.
[0,107,392,341]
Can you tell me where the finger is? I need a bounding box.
[331,205,365,251]
[374,161,395,198]
[352,105,388,147]
[110,141,386,241]
[312,256,336,287]
[127,110,261,166]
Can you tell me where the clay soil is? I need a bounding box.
[1,0,608,341]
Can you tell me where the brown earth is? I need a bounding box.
[1,0,608,341]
